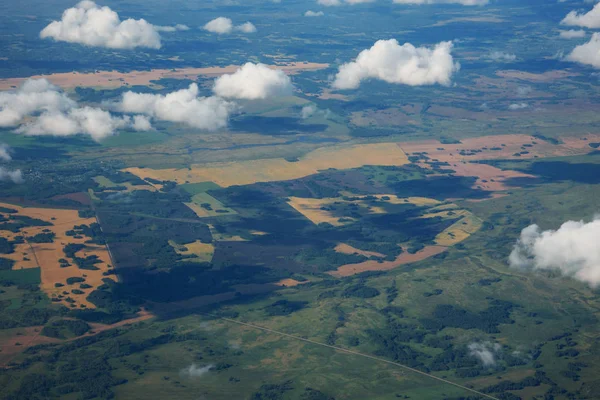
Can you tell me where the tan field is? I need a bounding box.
[0,310,153,367]
[288,194,440,226]
[170,240,215,263]
[287,197,353,226]
[207,224,248,242]
[399,134,600,191]
[0,202,115,308]
[334,243,385,259]
[0,62,330,90]
[435,212,483,246]
[274,278,309,288]
[329,245,448,278]
[125,143,409,187]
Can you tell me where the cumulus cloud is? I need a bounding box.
[203,17,256,34]
[119,83,234,130]
[509,218,600,287]
[0,168,23,184]
[508,102,528,110]
[180,364,214,378]
[566,33,600,68]
[302,104,317,119]
[559,29,587,39]
[469,342,501,366]
[561,3,600,29]
[237,22,257,33]
[516,86,532,96]
[0,79,145,141]
[487,51,517,62]
[332,39,459,90]
[213,63,293,100]
[0,144,12,162]
[393,0,488,4]
[154,24,189,32]
[317,0,375,5]
[305,10,325,16]
[40,1,163,49]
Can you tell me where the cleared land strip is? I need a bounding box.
[207,313,500,400]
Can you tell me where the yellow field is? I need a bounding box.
[170,240,215,263]
[334,243,385,259]
[288,194,441,226]
[435,212,483,246]
[207,224,248,242]
[124,143,409,187]
[0,202,115,308]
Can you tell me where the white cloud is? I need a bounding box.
[237,22,257,33]
[0,79,144,141]
[561,3,600,29]
[0,144,11,162]
[213,63,293,100]
[508,102,528,110]
[332,39,459,90]
[317,0,374,5]
[40,1,162,49]
[204,17,233,34]
[180,364,214,378]
[203,17,257,34]
[0,168,23,184]
[302,105,317,119]
[509,218,600,287]
[566,33,600,68]
[132,115,152,131]
[119,83,234,130]
[559,29,587,39]
[468,342,501,366]
[516,86,532,96]
[305,10,325,16]
[17,107,135,141]
[154,24,190,32]
[487,51,517,62]
[393,0,488,4]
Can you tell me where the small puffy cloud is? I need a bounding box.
[180,364,214,378]
[509,218,600,287]
[393,0,488,4]
[487,51,516,62]
[132,115,152,131]
[516,86,532,96]
[561,3,600,29]
[203,17,257,34]
[566,33,600,68]
[119,83,234,130]
[559,29,587,39]
[40,1,162,49]
[302,105,317,119]
[508,102,528,110]
[154,24,190,32]
[317,0,374,5]
[0,79,142,141]
[237,22,257,33]
[332,39,459,90]
[469,342,501,367]
[305,10,325,17]
[0,144,11,162]
[0,168,23,184]
[213,63,293,100]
